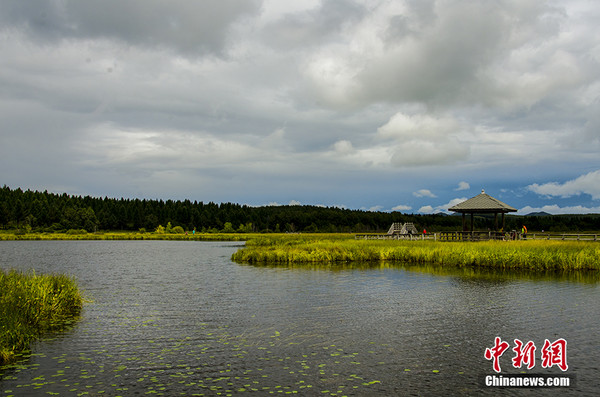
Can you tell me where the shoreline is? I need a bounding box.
[0,231,251,241]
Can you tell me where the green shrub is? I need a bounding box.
[66,229,87,235]
[171,226,185,234]
[221,222,235,233]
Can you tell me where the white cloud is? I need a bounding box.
[377,112,470,167]
[418,197,469,214]
[413,189,436,198]
[392,204,412,212]
[443,197,470,210]
[455,181,470,191]
[333,140,355,155]
[528,170,600,199]
[518,205,600,215]
[331,204,348,209]
[377,112,459,140]
[418,205,434,214]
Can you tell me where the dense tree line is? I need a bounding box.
[1,186,599,233]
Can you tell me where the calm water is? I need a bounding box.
[0,240,599,396]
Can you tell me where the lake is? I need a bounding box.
[1,240,598,395]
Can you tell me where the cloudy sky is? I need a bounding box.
[1,0,599,214]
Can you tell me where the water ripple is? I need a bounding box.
[1,240,597,395]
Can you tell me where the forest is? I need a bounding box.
[1,186,599,233]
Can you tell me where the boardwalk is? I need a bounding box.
[355,233,433,240]
[356,231,599,242]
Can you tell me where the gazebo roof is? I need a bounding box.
[448,189,517,214]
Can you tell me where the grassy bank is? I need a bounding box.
[232,235,600,271]
[0,231,250,241]
[0,270,83,365]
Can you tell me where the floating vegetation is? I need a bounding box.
[0,319,393,396]
[0,270,83,365]
[232,235,600,271]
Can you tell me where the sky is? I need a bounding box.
[1,0,599,215]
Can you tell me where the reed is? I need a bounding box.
[0,270,83,365]
[232,236,600,271]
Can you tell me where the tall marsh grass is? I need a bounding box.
[0,270,83,365]
[232,236,600,271]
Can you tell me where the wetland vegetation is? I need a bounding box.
[0,270,83,365]
[0,230,250,241]
[232,235,600,271]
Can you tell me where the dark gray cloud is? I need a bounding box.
[356,1,565,107]
[0,0,262,56]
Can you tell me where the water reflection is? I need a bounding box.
[247,260,600,284]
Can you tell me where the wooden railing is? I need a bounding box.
[355,233,434,240]
[438,231,505,241]
[355,232,599,242]
[526,233,598,241]
[439,231,599,242]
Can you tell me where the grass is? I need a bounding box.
[232,235,600,271]
[0,230,250,241]
[0,270,83,365]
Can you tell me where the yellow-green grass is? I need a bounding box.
[0,231,250,241]
[232,236,600,271]
[0,231,354,242]
[0,270,83,365]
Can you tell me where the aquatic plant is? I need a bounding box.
[0,270,83,365]
[232,236,600,271]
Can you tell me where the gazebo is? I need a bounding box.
[448,189,517,232]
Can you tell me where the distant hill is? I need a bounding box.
[525,211,552,217]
